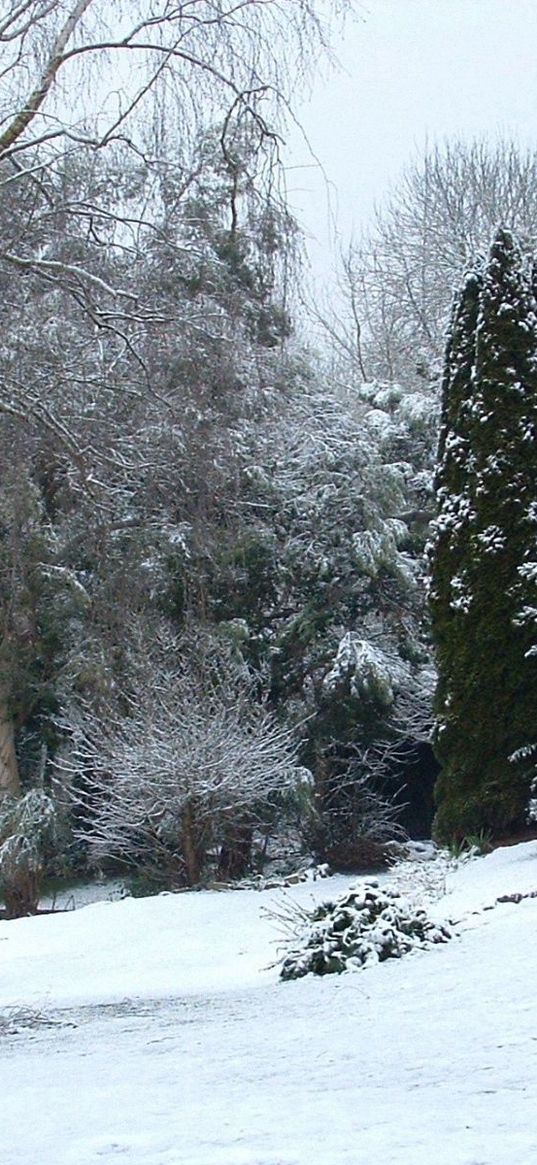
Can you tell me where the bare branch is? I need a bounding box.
[0,0,95,157]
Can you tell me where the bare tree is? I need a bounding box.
[57,630,301,885]
[329,138,537,384]
[0,1,333,159]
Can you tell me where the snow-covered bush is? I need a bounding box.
[0,790,56,917]
[58,634,302,887]
[279,883,451,980]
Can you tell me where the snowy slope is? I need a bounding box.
[1,845,537,1165]
[0,873,356,1009]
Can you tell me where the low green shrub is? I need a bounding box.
[280,883,451,980]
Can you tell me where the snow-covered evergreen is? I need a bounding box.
[430,228,537,841]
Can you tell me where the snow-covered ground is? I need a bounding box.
[1,844,537,1165]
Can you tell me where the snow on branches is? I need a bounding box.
[57,634,303,886]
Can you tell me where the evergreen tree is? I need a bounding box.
[430,228,537,842]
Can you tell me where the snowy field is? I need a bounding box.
[1,844,537,1165]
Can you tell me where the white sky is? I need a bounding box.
[285,0,537,281]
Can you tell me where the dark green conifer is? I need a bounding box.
[430,228,537,842]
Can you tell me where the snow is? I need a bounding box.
[1,844,537,1164]
[435,838,537,920]
[0,876,358,1011]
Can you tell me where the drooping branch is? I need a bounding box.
[0,0,95,157]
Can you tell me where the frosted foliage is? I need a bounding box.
[518,562,537,583]
[61,661,300,876]
[398,393,437,430]
[508,745,537,821]
[363,409,399,443]
[0,1,334,169]
[429,228,537,839]
[449,574,472,615]
[385,518,410,544]
[323,633,409,706]
[352,527,399,578]
[366,384,438,447]
[515,561,537,651]
[368,384,404,409]
[279,883,451,979]
[527,757,537,822]
[0,791,56,884]
[476,526,506,554]
[432,493,474,534]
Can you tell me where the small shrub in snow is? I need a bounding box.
[279,883,451,980]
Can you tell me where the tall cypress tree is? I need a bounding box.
[430,228,537,842]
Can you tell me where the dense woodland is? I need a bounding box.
[1,2,537,917]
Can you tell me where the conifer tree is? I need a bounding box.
[430,228,537,842]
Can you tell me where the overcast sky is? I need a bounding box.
[285,0,537,281]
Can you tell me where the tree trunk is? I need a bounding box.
[0,697,21,799]
[3,867,40,919]
[218,820,254,880]
[181,803,203,886]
